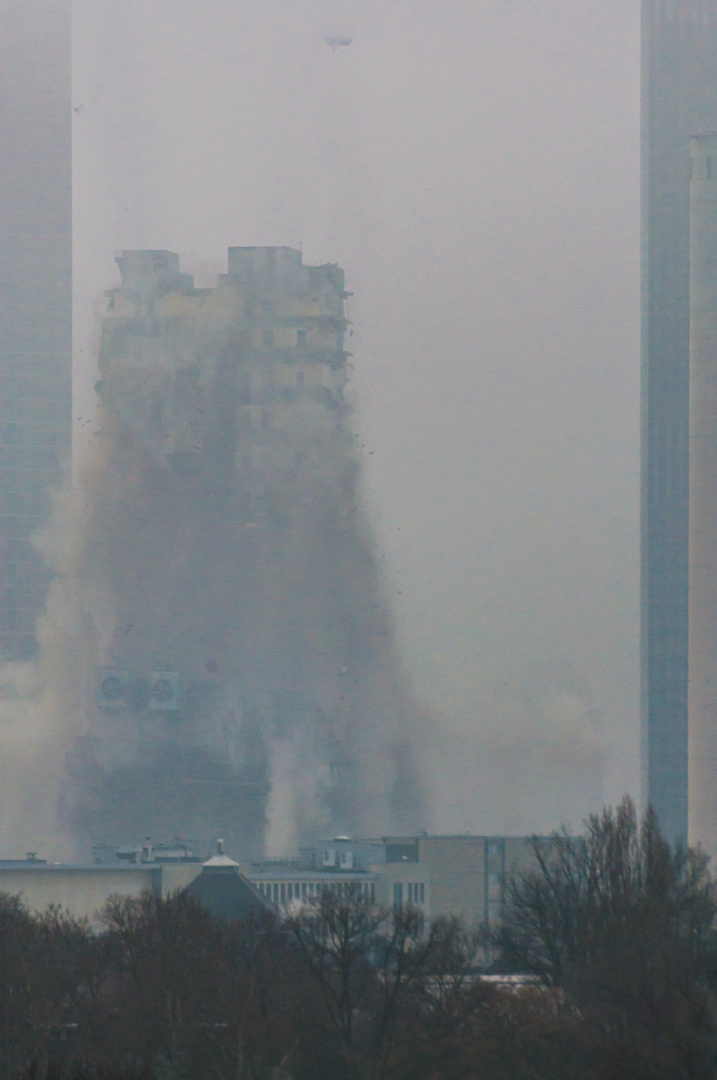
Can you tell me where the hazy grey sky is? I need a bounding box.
[71,0,640,833]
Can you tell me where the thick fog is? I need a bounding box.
[62,0,640,846]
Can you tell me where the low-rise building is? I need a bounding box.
[0,832,545,929]
[381,834,544,932]
[0,855,201,923]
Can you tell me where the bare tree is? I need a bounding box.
[97,889,224,1076]
[287,885,387,1055]
[499,797,717,1080]
[0,893,94,1080]
[212,909,304,1080]
[287,885,482,1080]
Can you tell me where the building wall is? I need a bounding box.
[159,862,204,895]
[415,836,486,927]
[0,865,160,922]
[0,0,72,659]
[641,0,717,844]
[403,835,539,930]
[372,861,429,921]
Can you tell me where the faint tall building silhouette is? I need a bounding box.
[641,1,717,844]
[0,0,72,659]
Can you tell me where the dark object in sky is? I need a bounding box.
[641,0,717,847]
[324,34,352,50]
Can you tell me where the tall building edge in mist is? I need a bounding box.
[641,0,717,845]
[687,132,717,860]
[0,0,72,660]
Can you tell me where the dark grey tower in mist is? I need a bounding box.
[641,0,717,844]
[0,1,72,660]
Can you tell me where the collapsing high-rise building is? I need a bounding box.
[641,0,717,845]
[0,0,72,660]
[64,248,422,858]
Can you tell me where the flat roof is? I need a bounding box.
[245,869,379,881]
[0,862,161,872]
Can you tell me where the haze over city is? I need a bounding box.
[0,1,642,857]
[13,6,717,1078]
[74,0,640,837]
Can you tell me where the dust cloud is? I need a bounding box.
[0,482,104,859]
[420,662,606,836]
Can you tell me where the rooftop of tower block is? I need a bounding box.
[114,247,346,299]
[115,250,194,292]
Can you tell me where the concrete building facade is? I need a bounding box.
[381,834,540,933]
[0,0,72,659]
[0,856,202,925]
[641,0,717,844]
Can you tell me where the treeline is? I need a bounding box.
[4,798,717,1080]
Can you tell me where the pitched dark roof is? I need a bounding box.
[183,864,274,922]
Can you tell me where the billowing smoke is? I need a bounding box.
[419,660,606,837]
[0,480,103,859]
[54,246,424,859]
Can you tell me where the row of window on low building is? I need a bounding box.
[392,882,426,908]
[252,879,376,906]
